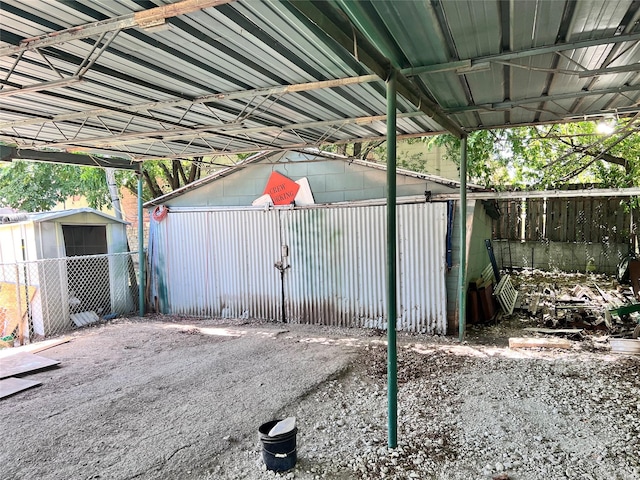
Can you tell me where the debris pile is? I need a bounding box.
[512,271,637,332]
[505,271,640,348]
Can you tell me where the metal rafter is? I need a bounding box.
[445,84,640,114]
[38,111,425,149]
[401,32,640,77]
[3,128,433,162]
[0,76,82,98]
[1,63,415,149]
[0,74,380,130]
[567,4,640,118]
[1,31,120,97]
[0,144,140,170]
[486,59,640,79]
[0,0,236,58]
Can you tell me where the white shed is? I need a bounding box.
[0,208,135,340]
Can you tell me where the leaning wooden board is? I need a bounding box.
[0,336,70,359]
[0,351,60,379]
[0,377,41,399]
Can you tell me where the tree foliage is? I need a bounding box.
[0,157,228,213]
[429,119,640,189]
[120,157,226,202]
[0,161,110,212]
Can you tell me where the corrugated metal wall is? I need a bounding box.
[155,209,282,320]
[154,203,448,333]
[281,207,387,329]
[396,203,448,333]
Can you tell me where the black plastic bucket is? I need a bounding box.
[258,420,297,472]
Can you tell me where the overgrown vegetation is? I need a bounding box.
[0,156,239,212]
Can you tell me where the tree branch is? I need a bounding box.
[159,162,175,189]
[171,160,181,190]
[142,169,163,199]
[361,140,385,160]
[175,160,189,186]
[187,158,200,183]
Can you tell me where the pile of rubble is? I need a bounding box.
[507,270,640,342]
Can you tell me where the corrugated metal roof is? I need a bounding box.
[1,0,639,162]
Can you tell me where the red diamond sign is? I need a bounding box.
[263,171,300,205]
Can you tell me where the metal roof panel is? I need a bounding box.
[2,0,640,159]
[440,0,501,58]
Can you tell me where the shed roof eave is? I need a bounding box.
[28,208,129,225]
[144,148,485,207]
[143,151,278,207]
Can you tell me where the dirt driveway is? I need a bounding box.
[1,317,359,480]
[2,315,639,480]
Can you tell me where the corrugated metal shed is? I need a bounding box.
[144,153,491,333]
[0,208,129,261]
[1,0,638,162]
[0,208,134,337]
[149,202,450,333]
[8,207,128,226]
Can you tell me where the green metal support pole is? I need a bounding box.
[137,171,145,317]
[386,69,398,449]
[459,136,468,342]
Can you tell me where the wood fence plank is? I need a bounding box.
[614,198,625,244]
[547,199,557,241]
[492,194,630,247]
[576,197,584,242]
[567,199,575,242]
[509,200,519,240]
[552,198,564,242]
[585,197,593,243]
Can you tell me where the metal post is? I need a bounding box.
[14,264,23,345]
[459,136,468,342]
[386,69,398,449]
[137,171,145,317]
[106,167,123,220]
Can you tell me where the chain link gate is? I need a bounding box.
[0,252,139,346]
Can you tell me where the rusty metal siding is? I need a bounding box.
[281,203,447,333]
[156,209,282,319]
[396,203,448,333]
[281,206,387,329]
[154,203,447,332]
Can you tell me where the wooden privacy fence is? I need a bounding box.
[493,197,631,243]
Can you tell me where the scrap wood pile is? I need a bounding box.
[506,270,640,352]
[0,337,68,399]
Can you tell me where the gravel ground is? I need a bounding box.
[207,319,640,480]
[2,314,639,480]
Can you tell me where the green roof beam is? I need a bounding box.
[405,32,640,77]
[289,0,464,139]
[0,144,141,171]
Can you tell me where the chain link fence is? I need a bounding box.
[0,252,139,346]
